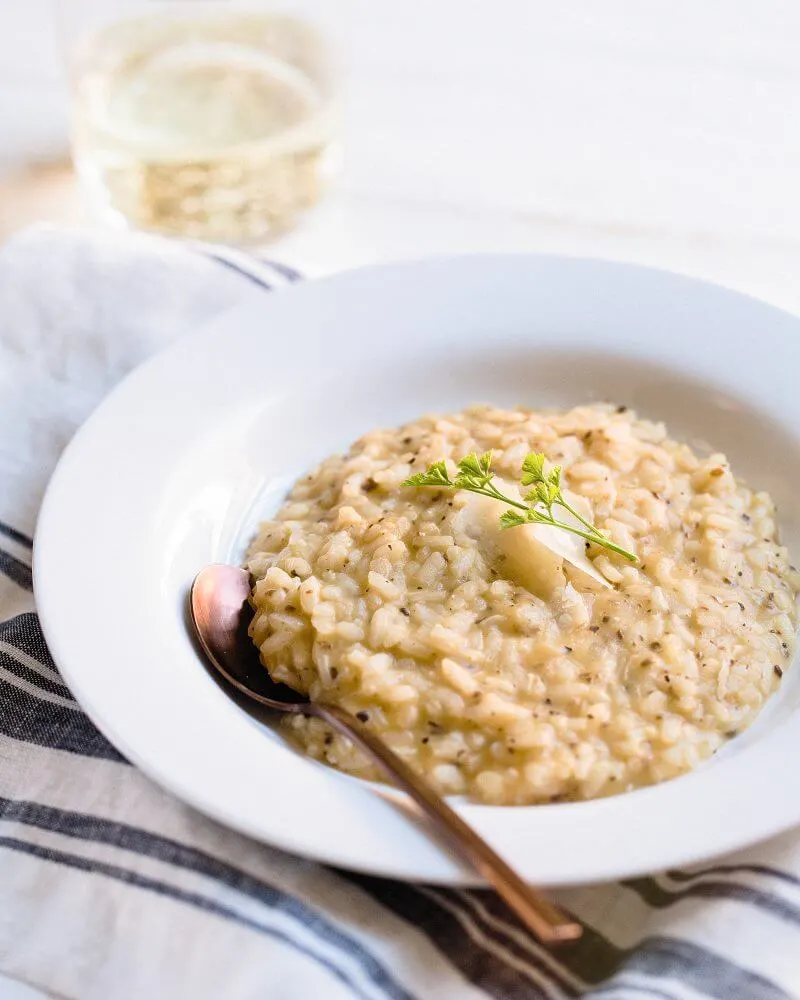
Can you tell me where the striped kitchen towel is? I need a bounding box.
[1,225,798,1000]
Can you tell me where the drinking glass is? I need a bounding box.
[59,1,339,243]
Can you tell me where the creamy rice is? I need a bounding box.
[246,405,799,805]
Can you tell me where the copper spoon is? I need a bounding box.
[190,564,582,944]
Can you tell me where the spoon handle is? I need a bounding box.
[316,703,582,945]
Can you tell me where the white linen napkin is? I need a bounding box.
[1,225,799,1000]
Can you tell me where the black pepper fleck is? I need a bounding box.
[356,711,369,723]
[399,607,410,617]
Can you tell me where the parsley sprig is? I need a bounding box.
[403,451,637,563]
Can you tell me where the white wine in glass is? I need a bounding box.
[67,8,339,243]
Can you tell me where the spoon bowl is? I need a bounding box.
[191,564,304,708]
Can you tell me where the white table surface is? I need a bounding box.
[3,0,800,308]
[1,2,800,997]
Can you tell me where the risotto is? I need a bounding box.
[245,405,799,805]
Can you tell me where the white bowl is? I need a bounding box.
[34,255,800,885]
